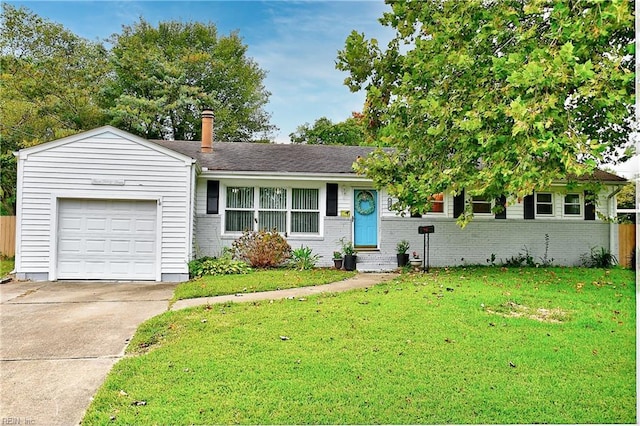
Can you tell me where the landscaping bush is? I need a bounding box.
[232,229,291,268]
[288,245,320,270]
[188,256,251,278]
[580,247,617,268]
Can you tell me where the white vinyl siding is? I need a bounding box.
[15,129,193,280]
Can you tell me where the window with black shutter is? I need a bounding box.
[453,190,465,218]
[584,191,596,220]
[523,194,535,219]
[326,183,338,216]
[206,180,219,214]
[495,195,507,219]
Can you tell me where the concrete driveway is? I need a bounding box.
[0,280,176,425]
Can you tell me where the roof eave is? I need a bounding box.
[199,169,370,182]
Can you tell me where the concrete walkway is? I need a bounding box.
[171,272,398,311]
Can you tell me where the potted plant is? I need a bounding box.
[332,251,343,270]
[396,240,410,267]
[340,237,357,271]
[409,251,423,268]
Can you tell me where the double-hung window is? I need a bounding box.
[259,187,287,231]
[535,193,554,216]
[564,193,581,216]
[225,187,254,231]
[471,195,492,214]
[428,193,444,213]
[224,186,320,234]
[291,188,319,233]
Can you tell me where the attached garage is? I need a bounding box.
[14,126,195,282]
[56,199,158,280]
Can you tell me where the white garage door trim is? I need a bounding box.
[52,197,161,281]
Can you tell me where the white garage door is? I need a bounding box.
[57,199,157,280]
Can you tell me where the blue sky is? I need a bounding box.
[8,0,394,143]
[7,0,638,177]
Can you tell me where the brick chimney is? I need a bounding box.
[201,109,214,153]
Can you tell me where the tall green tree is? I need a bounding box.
[0,3,108,214]
[103,19,275,141]
[617,181,637,210]
[289,113,367,145]
[337,0,635,224]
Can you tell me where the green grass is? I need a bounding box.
[172,268,356,301]
[0,258,14,276]
[84,267,636,425]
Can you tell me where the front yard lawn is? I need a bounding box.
[172,268,356,301]
[84,267,635,425]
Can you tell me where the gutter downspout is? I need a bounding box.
[607,186,624,260]
[186,160,197,265]
[11,150,23,276]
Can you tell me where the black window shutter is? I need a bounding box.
[206,180,219,214]
[495,195,507,219]
[524,193,535,219]
[453,189,465,218]
[584,191,596,220]
[326,183,338,216]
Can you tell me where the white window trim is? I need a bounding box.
[562,193,583,218]
[535,192,555,218]
[290,188,321,235]
[221,184,323,236]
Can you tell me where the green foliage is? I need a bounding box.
[396,239,410,254]
[616,182,636,210]
[0,258,14,277]
[232,229,291,268]
[288,246,320,270]
[102,18,274,141]
[580,247,618,268]
[539,233,554,267]
[1,3,108,214]
[1,5,278,214]
[339,237,355,256]
[188,256,251,278]
[85,268,635,424]
[502,246,536,268]
[332,251,343,260]
[337,0,635,226]
[289,113,367,145]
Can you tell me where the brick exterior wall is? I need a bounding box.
[194,213,612,269]
[379,217,612,267]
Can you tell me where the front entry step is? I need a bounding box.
[353,251,397,272]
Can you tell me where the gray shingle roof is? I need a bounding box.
[150,139,626,182]
[151,140,376,174]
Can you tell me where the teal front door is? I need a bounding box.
[354,189,378,248]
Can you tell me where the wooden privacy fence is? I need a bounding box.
[618,223,636,268]
[0,216,16,258]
